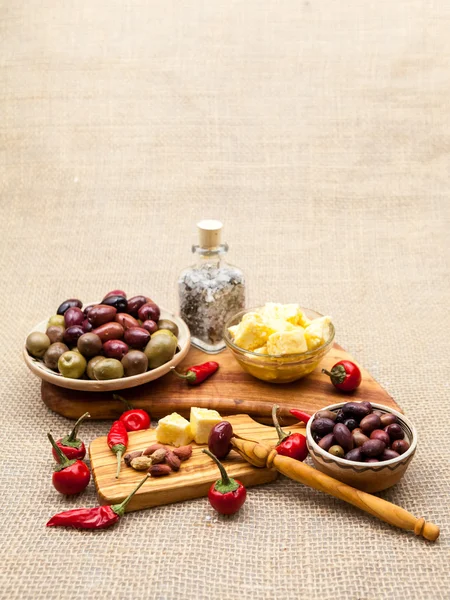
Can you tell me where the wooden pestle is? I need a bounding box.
[231,437,440,542]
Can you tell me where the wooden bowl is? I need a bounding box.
[23,306,191,392]
[306,402,417,493]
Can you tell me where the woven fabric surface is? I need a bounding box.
[1,0,449,598]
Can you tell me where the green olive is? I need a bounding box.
[77,333,102,358]
[121,350,148,376]
[26,332,51,358]
[328,445,345,458]
[144,334,177,369]
[58,351,87,378]
[48,315,65,329]
[93,358,124,380]
[86,355,105,380]
[157,319,179,337]
[44,342,69,370]
[152,329,177,340]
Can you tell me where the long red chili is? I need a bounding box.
[113,394,151,432]
[47,474,150,529]
[272,405,308,462]
[52,412,91,462]
[289,409,312,425]
[171,361,219,385]
[107,420,128,479]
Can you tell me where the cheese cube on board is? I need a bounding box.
[190,407,222,444]
[156,412,193,447]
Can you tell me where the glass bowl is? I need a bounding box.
[223,307,335,383]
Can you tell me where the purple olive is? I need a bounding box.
[64,307,84,328]
[138,302,161,323]
[315,410,337,422]
[91,322,124,342]
[344,448,363,462]
[103,289,127,300]
[127,296,150,317]
[311,417,335,437]
[115,313,140,330]
[370,429,390,447]
[103,339,129,359]
[57,298,82,316]
[142,319,159,334]
[380,413,397,427]
[124,327,151,349]
[381,449,400,461]
[360,414,382,434]
[87,305,117,327]
[360,401,373,413]
[360,439,386,457]
[101,295,128,313]
[208,421,233,459]
[318,433,335,451]
[384,423,404,441]
[333,423,354,452]
[63,325,85,346]
[334,409,346,424]
[342,402,371,420]
[392,439,410,455]
[82,319,93,332]
[366,458,380,463]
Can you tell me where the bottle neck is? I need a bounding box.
[192,243,229,268]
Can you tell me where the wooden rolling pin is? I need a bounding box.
[231,437,440,542]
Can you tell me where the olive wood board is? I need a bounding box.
[89,414,305,511]
[42,343,402,425]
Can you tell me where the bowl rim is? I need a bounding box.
[306,402,417,469]
[223,305,335,359]
[23,304,191,391]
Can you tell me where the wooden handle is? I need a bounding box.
[231,437,440,542]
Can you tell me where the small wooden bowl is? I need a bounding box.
[306,402,417,493]
[23,306,191,392]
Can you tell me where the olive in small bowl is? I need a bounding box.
[306,402,417,493]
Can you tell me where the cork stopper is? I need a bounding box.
[197,220,223,248]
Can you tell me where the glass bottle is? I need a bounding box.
[178,220,245,353]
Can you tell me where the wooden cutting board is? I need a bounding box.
[89,414,305,511]
[42,343,401,425]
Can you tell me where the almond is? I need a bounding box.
[130,456,153,471]
[149,448,167,464]
[124,450,143,467]
[172,445,192,461]
[165,451,181,471]
[143,443,166,456]
[149,464,171,477]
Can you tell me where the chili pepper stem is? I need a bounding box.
[272,404,290,443]
[170,366,196,383]
[115,451,123,479]
[66,412,91,442]
[113,394,133,411]
[111,474,150,516]
[202,449,239,493]
[48,433,71,466]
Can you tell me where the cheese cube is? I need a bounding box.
[304,316,332,350]
[190,407,222,444]
[156,412,193,447]
[232,312,272,351]
[267,329,308,355]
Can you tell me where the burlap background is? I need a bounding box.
[1,0,449,598]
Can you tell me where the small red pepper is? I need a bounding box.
[171,361,219,385]
[113,394,151,432]
[322,360,362,392]
[272,405,308,461]
[107,420,128,479]
[52,412,91,463]
[203,449,246,515]
[47,473,150,529]
[289,409,312,425]
[48,433,91,495]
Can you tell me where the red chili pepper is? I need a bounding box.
[47,473,150,529]
[107,420,128,479]
[272,405,308,461]
[289,409,312,425]
[47,433,91,495]
[322,360,362,392]
[171,361,219,385]
[113,394,151,432]
[202,449,246,515]
[52,412,91,463]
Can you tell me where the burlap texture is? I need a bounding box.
[1,0,449,598]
